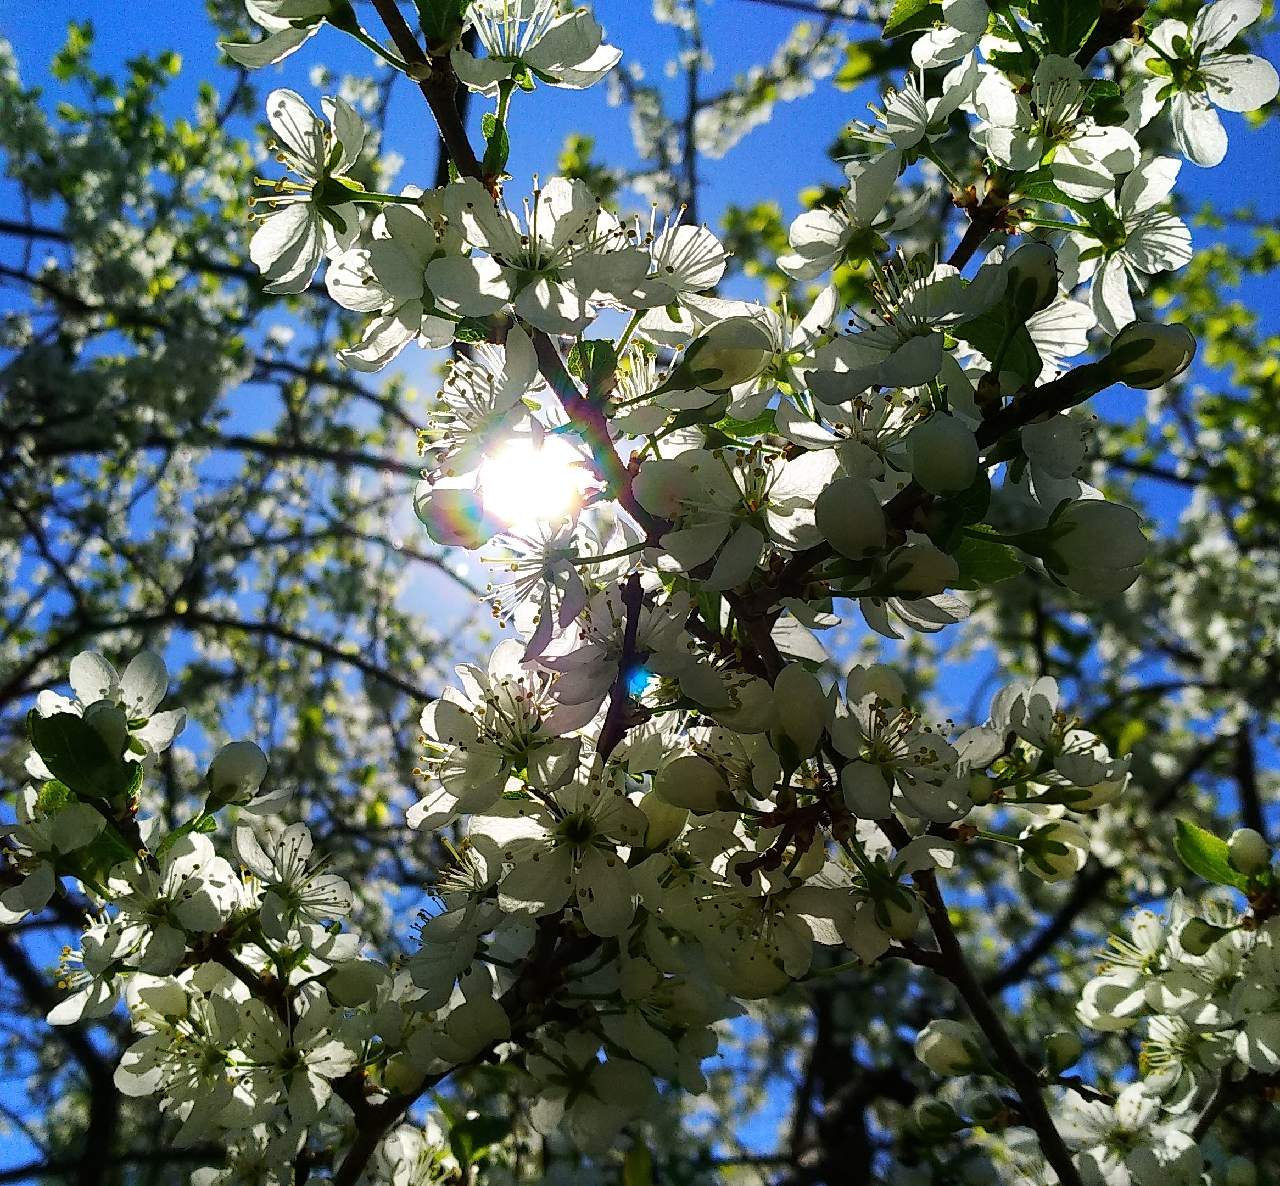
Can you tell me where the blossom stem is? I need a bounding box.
[343,24,410,72]
[615,309,644,354]
[571,541,649,566]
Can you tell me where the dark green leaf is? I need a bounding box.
[1030,0,1100,55]
[567,339,618,393]
[448,1114,513,1169]
[955,307,1043,386]
[415,0,470,55]
[27,710,136,804]
[1174,819,1251,891]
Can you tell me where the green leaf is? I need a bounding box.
[712,408,776,441]
[1174,819,1251,891]
[448,1114,512,1170]
[623,1144,654,1186]
[567,339,618,393]
[951,532,1025,590]
[883,0,944,38]
[27,710,137,804]
[415,0,470,55]
[955,307,1043,386]
[1029,0,1100,56]
[481,117,510,177]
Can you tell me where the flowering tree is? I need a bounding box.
[4,0,1280,1183]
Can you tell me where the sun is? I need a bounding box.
[476,436,589,530]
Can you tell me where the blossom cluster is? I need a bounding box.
[6,0,1278,1180]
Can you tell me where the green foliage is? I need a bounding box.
[1028,0,1100,56]
[1174,819,1252,892]
[882,0,945,39]
[27,711,139,805]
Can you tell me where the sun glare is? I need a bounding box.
[477,436,588,529]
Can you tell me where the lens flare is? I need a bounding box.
[477,436,587,529]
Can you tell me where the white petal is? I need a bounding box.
[69,652,118,705]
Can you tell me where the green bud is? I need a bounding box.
[1227,827,1272,875]
[1044,1031,1082,1074]
[1105,321,1196,389]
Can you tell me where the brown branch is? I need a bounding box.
[597,573,643,759]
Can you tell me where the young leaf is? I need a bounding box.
[1029,0,1100,56]
[567,339,618,393]
[1174,818,1251,891]
[27,710,136,804]
[883,0,944,39]
[951,533,1024,590]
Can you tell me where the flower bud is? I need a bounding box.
[1040,499,1148,597]
[1105,321,1196,389]
[772,664,829,760]
[1005,241,1058,318]
[206,740,269,807]
[883,539,960,599]
[654,754,727,813]
[912,1098,963,1138]
[1018,820,1089,882]
[1044,1031,1082,1074]
[1227,827,1272,875]
[908,413,979,495]
[965,1090,1008,1128]
[914,1019,985,1077]
[814,476,887,558]
[683,317,774,391]
[638,789,689,848]
[873,885,921,940]
[968,774,995,805]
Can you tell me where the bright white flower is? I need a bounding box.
[0,786,104,924]
[778,151,914,280]
[808,258,1004,396]
[220,0,336,69]
[440,176,631,333]
[480,764,646,937]
[850,56,980,151]
[411,639,581,827]
[634,447,839,591]
[1057,157,1192,335]
[249,89,367,294]
[107,835,241,973]
[233,822,352,942]
[633,217,729,306]
[1230,922,1280,1072]
[1060,1084,1202,1186]
[1128,0,1279,167]
[29,650,186,774]
[453,0,621,96]
[234,991,358,1125]
[325,193,478,370]
[911,0,988,68]
[831,676,969,823]
[974,56,1140,202]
